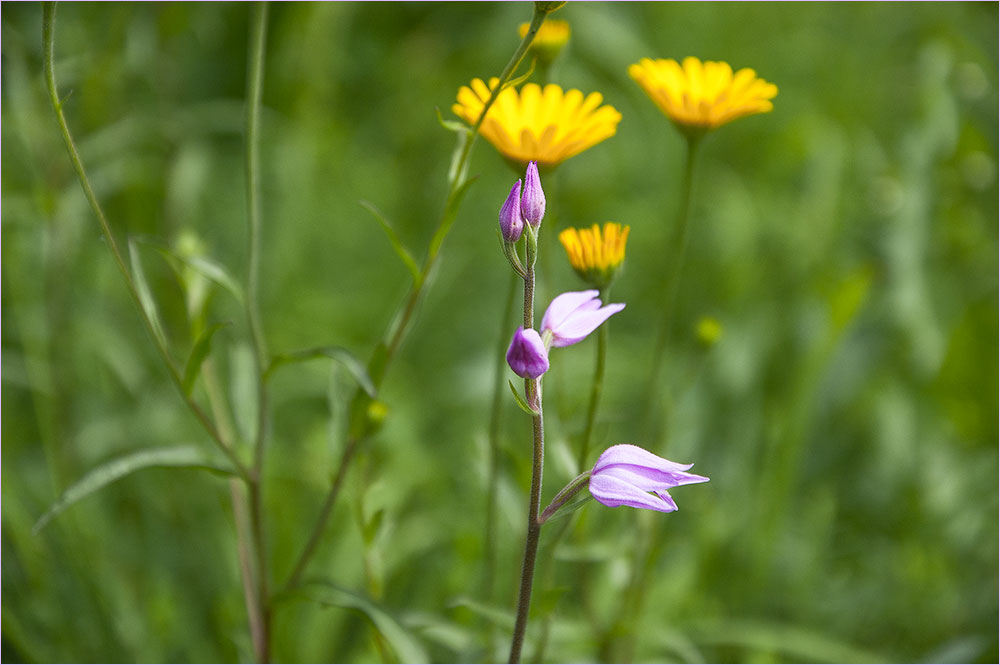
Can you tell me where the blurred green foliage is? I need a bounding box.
[2,2,997,662]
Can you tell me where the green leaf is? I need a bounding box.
[184,255,246,305]
[128,237,168,349]
[32,445,237,534]
[508,379,539,416]
[501,57,536,91]
[137,237,245,305]
[434,106,472,135]
[429,175,478,262]
[289,581,429,664]
[690,619,885,663]
[267,346,376,398]
[448,597,514,631]
[182,321,230,395]
[360,200,422,287]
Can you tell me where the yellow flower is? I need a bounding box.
[518,19,570,66]
[629,56,777,133]
[558,222,630,288]
[452,78,622,169]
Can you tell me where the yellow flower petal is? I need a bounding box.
[630,56,777,131]
[452,78,622,168]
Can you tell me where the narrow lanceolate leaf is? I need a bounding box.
[32,445,237,535]
[266,346,376,398]
[434,106,472,135]
[128,237,168,349]
[182,321,230,395]
[291,581,429,664]
[360,200,422,287]
[501,57,536,92]
[508,379,539,416]
[184,255,246,305]
[430,175,478,262]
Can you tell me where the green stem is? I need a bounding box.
[533,285,610,663]
[244,5,272,661]
[643,133,702,437]
[40,2,248,480]
[281,6,549,594]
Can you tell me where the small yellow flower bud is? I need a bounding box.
[695,317,723,348]
[518,19,570,67]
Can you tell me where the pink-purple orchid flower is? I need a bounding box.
[506,290,625,379]
[589,444,709,512]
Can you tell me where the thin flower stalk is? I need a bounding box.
[282,4,552,595]
[244,4,272,660]
[643,133,702,437]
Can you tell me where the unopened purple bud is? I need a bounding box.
[499,180,524,242]
[521,161,546,227]
[506,326,549,379]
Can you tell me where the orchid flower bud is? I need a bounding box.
[506,327,549,379]
[499,179,525,243]
[520,161,546,227]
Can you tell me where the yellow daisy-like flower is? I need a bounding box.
[558,222,630,288]
[518,19,570,66]
[629,56,777,133]
[452,78,622,169]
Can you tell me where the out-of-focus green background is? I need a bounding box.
[3,2,997,663]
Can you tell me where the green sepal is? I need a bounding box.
[508,379,539,416]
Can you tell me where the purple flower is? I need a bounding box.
[499,179,524,243]
[506,326,550,379]
[541,290,625,348]
[589,444,709,512]
[520,161,546,227]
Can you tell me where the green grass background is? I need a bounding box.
[2,2,997,662]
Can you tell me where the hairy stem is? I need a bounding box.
[509,239,544,664]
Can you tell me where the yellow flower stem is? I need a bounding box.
[281,4,550,598]
[609,132,703,664]
[643,132,703,437]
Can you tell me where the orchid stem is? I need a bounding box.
[509,232,544,664]
[280,5,548,596]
